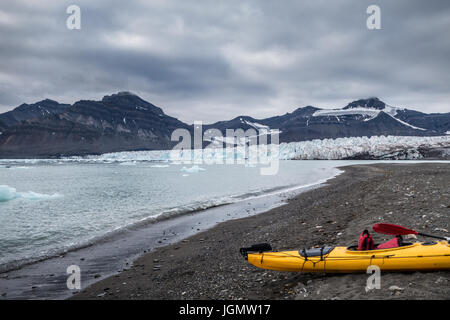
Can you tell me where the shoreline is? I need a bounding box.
[0,168,333,300]
[1,163,448,300]
[72,162,450,300]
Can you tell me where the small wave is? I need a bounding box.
[144,183,320,223]
[0,165,31,169]
[119,161,137,166]
[0,198,231,273]
[0,185,61,203]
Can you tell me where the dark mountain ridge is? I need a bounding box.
[0,99,69,131]
[0,93,448,158]
[0,92,189,157]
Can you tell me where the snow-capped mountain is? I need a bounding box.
[205,97,449,144]
[0,94,448,158]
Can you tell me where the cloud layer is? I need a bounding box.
[0,0,449,123]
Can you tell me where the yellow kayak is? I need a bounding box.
[240,241,450,273]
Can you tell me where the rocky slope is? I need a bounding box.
[0,92,190,157]
[206,98,449,144]
[0,94,448,158]
[0,99,69,131]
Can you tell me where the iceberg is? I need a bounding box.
[0,185,19,202]
[180,165,206,173]
[0,185,61,202]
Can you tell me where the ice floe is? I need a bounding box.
[180,165,206,173]
[0,185,61,202]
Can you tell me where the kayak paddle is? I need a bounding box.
[373,223,450,241]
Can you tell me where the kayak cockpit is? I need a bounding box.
[346,242,415,252]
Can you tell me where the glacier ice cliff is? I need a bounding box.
[64,135,450,162]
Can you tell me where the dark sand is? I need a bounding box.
[73,163,450,300]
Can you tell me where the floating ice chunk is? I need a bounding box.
[0,185,61,202]
[181,165,206,173]
[0,185,18,202]
[150,164,170,168]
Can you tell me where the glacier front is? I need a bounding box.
[63,135,450,163]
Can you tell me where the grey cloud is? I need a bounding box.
[0,0,449,123]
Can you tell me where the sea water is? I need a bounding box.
[0,160,345,271]
[1,158,447,273]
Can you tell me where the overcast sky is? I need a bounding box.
[0,0,449,123]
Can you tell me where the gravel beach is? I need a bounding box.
[72,163,450,300]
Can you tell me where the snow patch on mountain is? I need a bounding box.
[242,119,282,135]
[312,103,428,130]
[203,119,281,147]
[313,103,400,120]
[386,113,426,131]
[313,107,381,120]
[242,119,269,130]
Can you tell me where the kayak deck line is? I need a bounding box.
[257,252,450,260]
